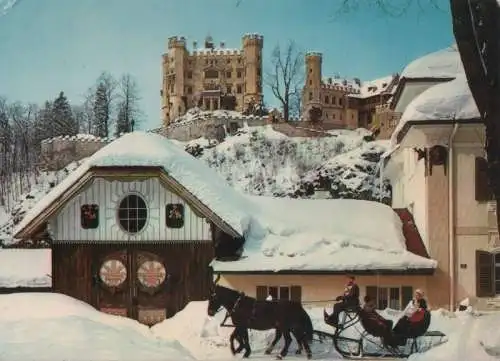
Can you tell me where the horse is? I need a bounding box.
[207,284,313,359]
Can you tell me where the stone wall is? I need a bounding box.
[39,115,333,170]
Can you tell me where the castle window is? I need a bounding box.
[309,68,312,73]
[332,96,336,104]
[187,86,193,94]
[204,70,219,79]
[205,59,209,65]
[332,113,336,119]
[257,68,261,77]
[475,157,494,202]
[81,204,99,229]
[309,80,312,86]
[339,97,343,106]
[187,71,193,79]
[166,204,185,229]
[226,85,232,93]
[309,92,312,101]
[325,96,329,104]
[227,59,231,64]
[226,71,232,78]
[237,71,242,78]
[238,58,242,64]
[237,84,242,94]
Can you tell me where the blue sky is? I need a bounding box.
[0,0,453,130]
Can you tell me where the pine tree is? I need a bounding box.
[114,104,128,136]
[93,83,110,138]
[52,91,78,136]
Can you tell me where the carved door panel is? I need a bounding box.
[132,250,169,326]
[95,249,130,317]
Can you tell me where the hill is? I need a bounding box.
[0,126,390,245]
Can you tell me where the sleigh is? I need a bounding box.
[313,307,447,359]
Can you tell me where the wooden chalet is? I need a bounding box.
[13,132,245,326]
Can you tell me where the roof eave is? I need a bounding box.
[213,268,436,276]
[396,117,483,145]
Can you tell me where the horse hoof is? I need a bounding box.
[295,349,302,355]
[264,350,272,355]
[307,353,312,360]
[276,355,283,360]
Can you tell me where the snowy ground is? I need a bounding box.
[0,293,499,361]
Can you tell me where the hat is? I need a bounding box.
[415,289,424,295]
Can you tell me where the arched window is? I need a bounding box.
[117,194,148,233]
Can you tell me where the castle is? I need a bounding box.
[301,52,400,129]
[161,34,263,127]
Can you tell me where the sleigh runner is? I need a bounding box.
[314,308,447,359]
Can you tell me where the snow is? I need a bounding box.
[401,45,464,79]
[350,75,398,98]
[13,131,258,238]
[390,74,479,147]
[211,196,437,273]
[170,107,261,126]
[190,126,389,200]
[0,293,194,361]
[0,249,51,287]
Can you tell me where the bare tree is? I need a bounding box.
[115,73,142,135]
[265,41,304,121]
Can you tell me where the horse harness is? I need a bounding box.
[223,291,258,324]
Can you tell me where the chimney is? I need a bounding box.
[193,41,198,49]
[220,41,225,48]
[328,77,332,84]
[353,77,361,87]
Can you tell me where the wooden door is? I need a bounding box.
[95,248,169,326]
[132,250,169,326]
[95,249,130,317]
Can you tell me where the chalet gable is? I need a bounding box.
[13,132,254,241]
[14,166,240,241]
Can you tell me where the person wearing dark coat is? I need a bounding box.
[392,289,428,346]
[328,275,360,327]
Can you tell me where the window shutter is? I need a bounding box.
[365,286,378,304]
[256,286,267,301]
[475,157,493,202]
[290,286,302,302]
[476,250,495,297]
[401,286,413,309]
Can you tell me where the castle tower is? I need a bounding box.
[304,52,322,106]
[162,36,187,127]
[242,33,264,107]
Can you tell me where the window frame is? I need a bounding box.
[117,194,148,234]
[255,285,302,302]
[365,285,412,310]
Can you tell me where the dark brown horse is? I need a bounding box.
[207,284,313,359]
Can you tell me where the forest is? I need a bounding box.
[0,71,142,210]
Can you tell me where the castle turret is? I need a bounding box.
[242,33,264,107]
[162,36,188,126]
[304,52,322,105]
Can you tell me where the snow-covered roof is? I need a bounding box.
[390,74,479,146]
[401,44,464,79]
[211,196,437,272]
[358,75,398,98]
[0,249,51,287]
[14,131,259,238]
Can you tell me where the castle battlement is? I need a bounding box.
[321,83,361,94]
[305,51,322,58]
[191,49,242,56]
[168,36,187,49]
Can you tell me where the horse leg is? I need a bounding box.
[234,328,246,354]
[229,328,239,355]
[242,328,252,358]
[291,330,303,355]
[277,330,292,360]
[265,329,282,355]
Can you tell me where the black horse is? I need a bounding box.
[207,284,313,359]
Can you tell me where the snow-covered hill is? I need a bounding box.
[186,125,390,201]
[0,125,390,245]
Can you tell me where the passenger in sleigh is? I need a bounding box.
[391,289,429,346]
[362,295,393,330]
[325,275,360,328]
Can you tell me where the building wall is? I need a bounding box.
[162,34,263,126]
[52,177,211,242]
[219,274,429,309]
